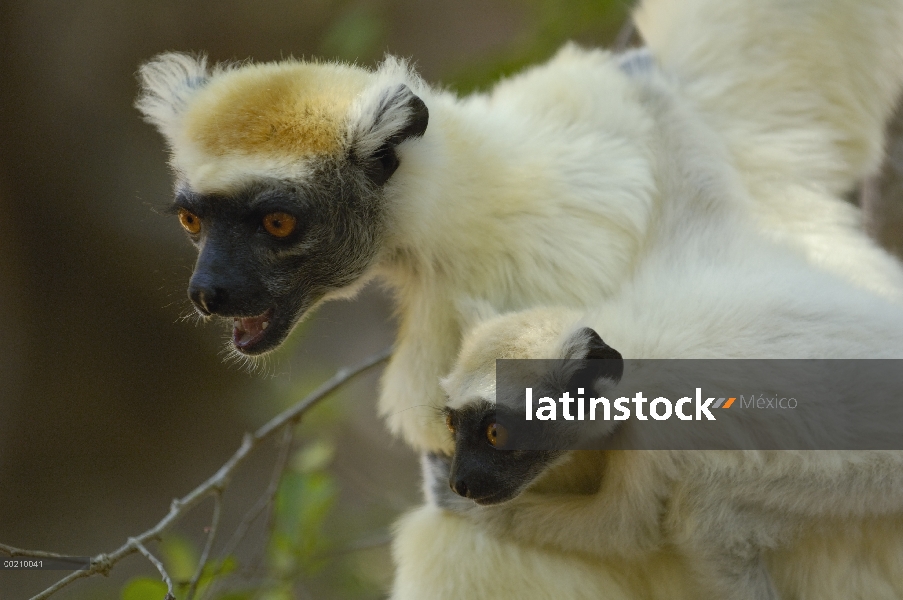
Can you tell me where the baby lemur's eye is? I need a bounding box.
[486,422,508,448]
[262,212,297,238]
[178,208,201,235]
[445,414,455,434]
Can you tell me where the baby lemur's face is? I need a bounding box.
[443,401,563,505]
[441,308,622,505]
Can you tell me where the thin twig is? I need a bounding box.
[247,478,288,598]
[0,544,84,560]
[255,347,391,438]
[202,426,295,600]
[219,426,295,561]
[17,347,391,600]
[185,491,223,600]
[249,433,297,580]
[22,563,99,600]
[131,538,176,600]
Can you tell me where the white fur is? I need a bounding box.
[136,0,903,596]
[438,236,903,598]
[392,504,642,600]
[389,0,903,596]
[136,26,903,451]
[635,0,903,300]
[135,52,211,143]
[345,56,430,158]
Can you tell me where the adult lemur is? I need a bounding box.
[137,0,903,596]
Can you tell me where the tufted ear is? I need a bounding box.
[563,327,623,396]
[135,52,210,142]
[348,83,429,185]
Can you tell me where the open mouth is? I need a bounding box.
[231,308,275,353]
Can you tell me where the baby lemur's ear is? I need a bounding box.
[348,83,429,185]
[564,327,623,394]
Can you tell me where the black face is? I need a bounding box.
[172,170,383,355]
[444,401,562,506]
[443,330,624,505]
[167,84,430,356]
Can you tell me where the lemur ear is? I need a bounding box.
[564,327,624,395]
[348,83,429,185]
[135,52,210,141]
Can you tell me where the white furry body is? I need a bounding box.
[136,0,903,595]
[138,0,903,452]
[437,250,903,598]
[390,0,903,597]
[377,6,903,454]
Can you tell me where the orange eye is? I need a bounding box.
[263,212,297,238]
[486,422,509,448]
[445,414,455,434]
[178,208,201,235]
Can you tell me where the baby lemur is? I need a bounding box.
[430,289,903,600]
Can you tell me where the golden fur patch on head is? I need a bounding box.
[183,61,371,159]
[443,307,582,408]
[459,308,577,365]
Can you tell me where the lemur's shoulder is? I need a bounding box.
[482,43,651,136]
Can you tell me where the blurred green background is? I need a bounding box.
[1,0,901,598]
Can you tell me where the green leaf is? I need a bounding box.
[209,555,238,577]
[292,440,334,473]
[121,577,168,600]
[159,533,199,582]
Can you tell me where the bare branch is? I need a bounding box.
[11,347,391,600]
[202,425,296,600]
[231,425,295,557]
[131,538,176,600]
[0,544,83,561]
[27,565,99,600]
[186,491,223,600]
[254,347,391,438]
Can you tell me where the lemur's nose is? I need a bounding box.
[451,479,470,498]
[188,282,226,315]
